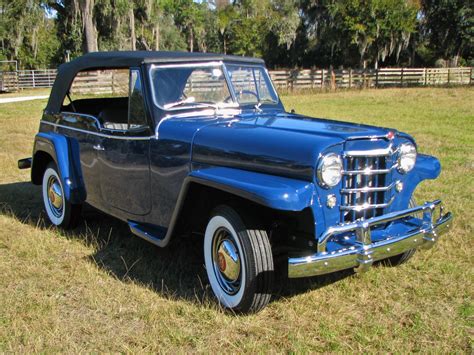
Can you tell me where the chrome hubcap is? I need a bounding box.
[47,176,63,217]
[212,227,241,295]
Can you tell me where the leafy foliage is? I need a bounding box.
[0,0,472,69]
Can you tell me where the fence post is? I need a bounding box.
[330,67,336,90]
[424,68,427,86]
[375,68,379,88]
[470,67,473,85]
[447,68,451,85]
[321,69,324,89]
[400,68,404,86]
[349,69,352,89]
[286,70,290,92]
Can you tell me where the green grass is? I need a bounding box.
[0,88,51,98]
[0,87,473,352]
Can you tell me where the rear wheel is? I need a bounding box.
[382,198,418,266]
[42,162,81,229]
[204,205,274,313]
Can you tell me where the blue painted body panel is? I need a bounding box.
[34,132,86,204]
[189,167,315,211]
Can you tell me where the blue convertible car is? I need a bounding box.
[19,51,452,312]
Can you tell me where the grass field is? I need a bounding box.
[0,88,473,352]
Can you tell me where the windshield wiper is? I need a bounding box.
[163,96,196,109]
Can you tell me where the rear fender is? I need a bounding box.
[33,132,86,204]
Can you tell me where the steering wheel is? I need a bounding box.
[223,90,258,103]
[236,90,258,99]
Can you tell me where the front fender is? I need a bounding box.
[390,153,441,212]
[188,167,315,211]
[33,132,86,204]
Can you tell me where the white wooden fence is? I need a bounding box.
[269,67,473,91]
[0,67,472,93]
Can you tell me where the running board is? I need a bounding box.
[128,221,167,247]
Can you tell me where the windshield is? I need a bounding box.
[149,63,279,110]
[226,64,279,105]
[150,64,234,110]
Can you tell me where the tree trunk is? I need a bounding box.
[129,7,136,51]
[154,24,160,50]
[189,27,194,52]
[79,0,98,53]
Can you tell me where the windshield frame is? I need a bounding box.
[148,61,280,112]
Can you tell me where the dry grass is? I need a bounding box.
[0,87,473,352]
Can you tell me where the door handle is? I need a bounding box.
[93,144,105,151]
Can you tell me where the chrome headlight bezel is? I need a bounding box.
[317,153,343,188]
[397,142,417,174]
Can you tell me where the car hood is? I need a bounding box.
[191,110,403,181]
[247,111,393,140]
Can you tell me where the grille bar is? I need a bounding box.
[341,152,395,222]
[340,195,395,211]
[341,181,395,193]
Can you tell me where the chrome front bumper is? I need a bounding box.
[288,200,452,278]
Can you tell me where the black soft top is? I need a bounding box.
[46,51,265,113]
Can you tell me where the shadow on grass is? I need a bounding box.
[0,181,353,309]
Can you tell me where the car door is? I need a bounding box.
[97,68,152,216]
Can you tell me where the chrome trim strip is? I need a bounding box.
[341,181,395,194]
[344,145,395,157]
[288,200,452,278]
[62,111,102,128]
[339,195,395,211]
[40,120,153,141]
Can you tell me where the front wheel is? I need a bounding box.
[42,162,81,229]
[204,205,274,313]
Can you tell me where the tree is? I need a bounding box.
[268,0,300,51]
[421,0,473,66]
[79,0,98,52]
[0,0,59,68]
[217,4,236,53]
[328,0,419,68]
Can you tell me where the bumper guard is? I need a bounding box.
[288,200,452,278]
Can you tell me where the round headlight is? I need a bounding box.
[398,143,417,173]
[317,153,343,188]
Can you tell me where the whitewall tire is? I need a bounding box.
[204,205,274,313]
[42,162,81,229]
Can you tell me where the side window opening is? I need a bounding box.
[60,68,148,133]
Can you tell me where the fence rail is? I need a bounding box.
[0,67,472,93]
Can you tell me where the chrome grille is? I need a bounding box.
[341,152,396,222]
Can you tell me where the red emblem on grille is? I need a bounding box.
[387,131,395,140]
